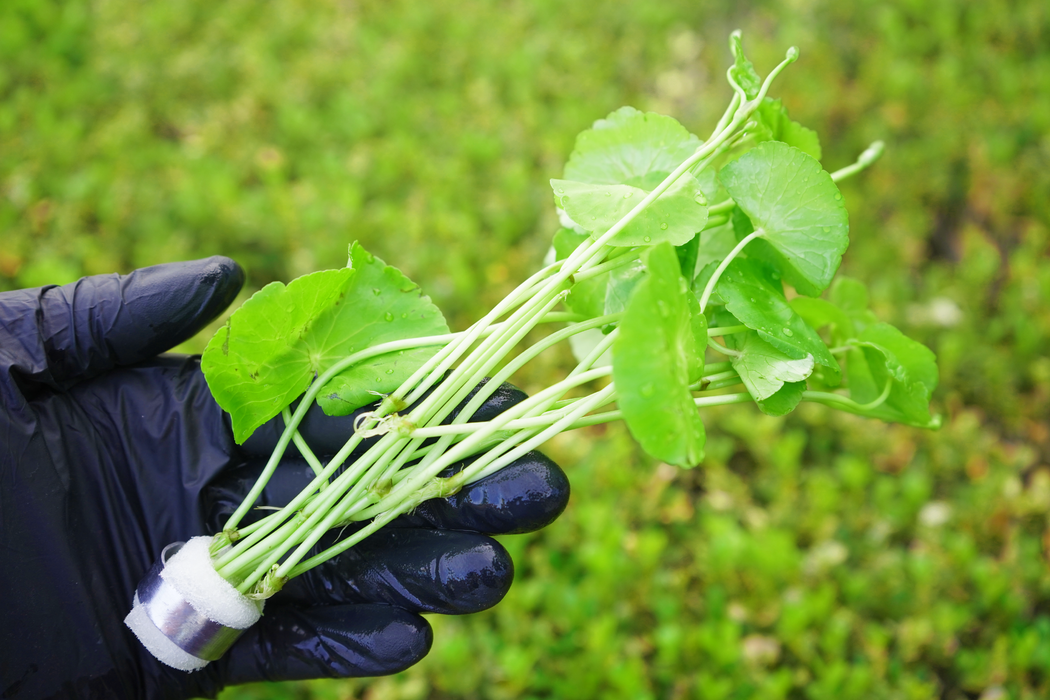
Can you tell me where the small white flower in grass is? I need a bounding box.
[919,501,951,527]
[742,635,781,666]
[803,540,848,575]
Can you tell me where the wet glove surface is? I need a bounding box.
[0,258,569,699]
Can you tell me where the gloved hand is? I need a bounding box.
[0,258,570,700]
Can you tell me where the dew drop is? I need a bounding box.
[640,383,655,397]
[557,188,565,194]
[823,227,831,233]
[385,369,394,374]
[643,236,652,243]
[372,288,382,296]
[660,223,668,230]
[604,191,612,197]
[623,191,633,198]
[384,312,394,322]
[591,216,596,221]
[782,328,794,337]
[750,297,756,302]
[834,193,842,200]
[401,312,408,318]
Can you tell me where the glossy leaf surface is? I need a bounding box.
[716,258,839,380]
[757,380,807,416]
[613,243,705,467]
[753,98,822,161]
[551,174,708,247]
[202,243,448,442]
[729,32,762,99]
[719,141,849,296]
[848,322,940,428]
[725,331,815,402]
[563,106,702,188]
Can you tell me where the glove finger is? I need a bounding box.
[394,450,570,535]
[203,449,569,537]
[0,256,243,390]
[239,378,528,458]
[218,604,432,684]
[278,528,513,614]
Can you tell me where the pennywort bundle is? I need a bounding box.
[127,32,939,669]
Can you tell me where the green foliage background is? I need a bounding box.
[3,0,1049,697]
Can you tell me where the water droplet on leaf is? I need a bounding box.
[372,288,382,296]
[782,328,794,337]
[623,191,633,198]
[643,236,652,243]
[384,312,394,322]
[660,223,668,230]
[640,383,655,397]
[385,369,394,374]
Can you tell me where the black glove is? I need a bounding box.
[0,258,569,699]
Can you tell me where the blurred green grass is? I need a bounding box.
[3,0,1049,697]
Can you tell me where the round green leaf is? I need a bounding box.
[719,141,849,296]
[563,106,702,187]
[551,174,708,247]
[725,331,815,402]
[202,242,449,443]
[848,322,940,428]
[715,258,839,380]
[613,242,705,467]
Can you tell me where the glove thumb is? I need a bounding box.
[0,256,244,390]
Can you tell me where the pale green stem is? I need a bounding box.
[702,370,739,384]
[805,379,892,413]
[707,337,742,357]
[222,330,469,532]
[698,229,765,312]
[561,392,754,431]
[709,92,741,140]
[571,254,640,284]
[707,325,748,337]
[279,377,617,579]
[831,141,885,183]
[703,214,731,230]
[282,408,326,484]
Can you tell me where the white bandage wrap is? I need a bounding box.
[125,593,210,672]
[160,537,262,629]
[124,537,263,672]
